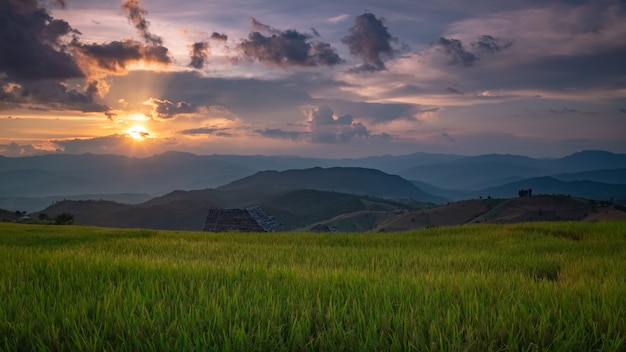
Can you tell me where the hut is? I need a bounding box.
[203,206,277,232]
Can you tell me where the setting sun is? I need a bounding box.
[127,125,150,141]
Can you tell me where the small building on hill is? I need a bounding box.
[203,206,277,232]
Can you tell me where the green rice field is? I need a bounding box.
[0,221,625,351]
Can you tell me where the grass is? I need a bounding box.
[0,221,625,351]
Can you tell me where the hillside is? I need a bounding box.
[0,208,19,222]
[219,167,445,203]
[375,195,625,232]
[36,188,420,231]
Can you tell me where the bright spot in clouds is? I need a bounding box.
[127,125,150,141]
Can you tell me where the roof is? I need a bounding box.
[203,206,277,232]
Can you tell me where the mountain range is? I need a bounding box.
[1,150,625,215]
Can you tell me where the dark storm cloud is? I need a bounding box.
[237,18,343,67]
[432,37,477,67]
[76,40,172,72]
[0,0,83,81]
[146,98,199,119]
[341,13,397,72]
[0,0,111,113]
[21,80,108,112]
[619,108,626,113]
[189,41,210,69]
[121,0,163,45]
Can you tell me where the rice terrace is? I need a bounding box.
[1,221,624,351]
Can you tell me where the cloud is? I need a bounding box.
[0,0,108,113]
[443,2,626,75]
[0,0,176,114]
[255,105,392,144]
[549,107,579,114]
[75,0,172,75]
[431,37,477,67]
[144,98,199,119]
[75,40,172,73]
[341,13,397,72]
[620,108,626,113]
[237,18,343,68]
[189,41,210,69]
[471,35,513,55]
[440,132,456,144]
[445,87,464,94]
[0,0,83,82]
[52,134,138,154]
[211,32,228,41]
[308,105,386,143]
[0,141,63,157]
[121,0,163,45]
[549,107,596,115]
[417,34,512,73]
[328,14,350,23]
[180,127,232,137]
[255,128,308,141]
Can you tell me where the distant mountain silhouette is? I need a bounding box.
[218,167,446,203]
[1,149,625,212]
[551,168,626,184]
[398,150,626,190]
[475,177,626,201]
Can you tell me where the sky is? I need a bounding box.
[1,0,625,158]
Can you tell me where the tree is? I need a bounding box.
[518,188,533,197]
[38,213,49,221]
[54,213,74,225]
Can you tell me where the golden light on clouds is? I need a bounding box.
[126,124,150,141]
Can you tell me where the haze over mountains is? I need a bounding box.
[1,150,625,213]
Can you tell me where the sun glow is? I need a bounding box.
[127,125,150,141]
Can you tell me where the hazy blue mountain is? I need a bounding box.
[397,150,625,190]
[552,150,626,171]
[400,161,552,190]
[551,168,626,184]
[475,176,626,201]
[2,150,625,211]
[410,180,472,201]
